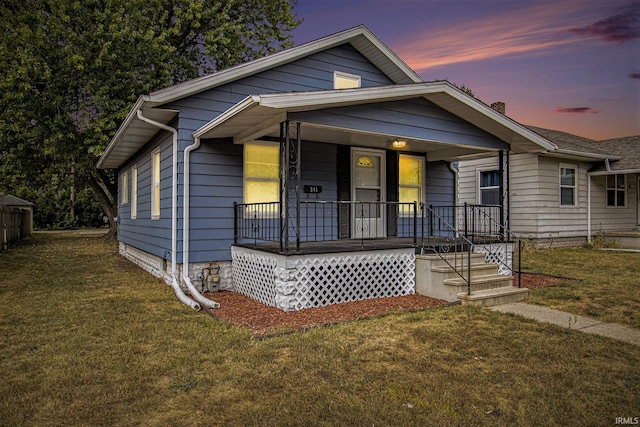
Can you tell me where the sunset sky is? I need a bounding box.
[292,0,639,140]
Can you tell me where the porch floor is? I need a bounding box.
[234,237,416,255]
[233,236,477,255]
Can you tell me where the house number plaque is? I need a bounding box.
[304,185,322,194]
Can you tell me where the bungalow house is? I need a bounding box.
[98,26,558,311]
[457,124,640,248]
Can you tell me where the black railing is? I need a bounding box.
[421,204,474,295]
[233,200,522,291]
[234,200,418,252]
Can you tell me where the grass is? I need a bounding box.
[0,233,638,426]
[520,246,640,329]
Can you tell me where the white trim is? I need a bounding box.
[351,147,386,239]
[606,173,627,208]
[559,163,577,207]
[477,168,500,205]
[120,170,129,205]
[151,148,161,220]
[147,25,421,106]
[196,82,557,154]
[131,165,138,219]
[399,154,425,202]
[334,71,361,89]
[588,169,640,176]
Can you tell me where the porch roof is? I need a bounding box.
[194,81,556,161]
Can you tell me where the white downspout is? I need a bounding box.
[587,174,592,244]
[183,135,220,309]
[136,110,201,311]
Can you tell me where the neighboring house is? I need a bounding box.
[458,125,640,248]
[0,193,34,250]
[98,26,557,311]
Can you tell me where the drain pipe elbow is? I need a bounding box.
[183,135,220,309]
[136,110,201,311]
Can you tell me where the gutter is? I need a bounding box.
[183,135,221,309]
[135,111,218,310]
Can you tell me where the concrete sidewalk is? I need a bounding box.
[490,303,640,346]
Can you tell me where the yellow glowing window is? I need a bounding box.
[151,149,161,219]
[334,71,361,89]
[120,171,128,205]
[244,142,280,205]
[399,154,424,211]
[356,155,375,168]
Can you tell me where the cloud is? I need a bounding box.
[569,2,640,42]
[396,1,601,71]
[630,72,640,79]
[556,107,600,114]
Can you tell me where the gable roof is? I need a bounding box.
[590,135,640,173]
[97,25,421,169]
[0,194,34,207]
[98,26,557,169]
[194,82,557,158]
[526,126,615,160]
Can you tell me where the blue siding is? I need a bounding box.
[118,131,174,261]
[162,44,394,262]
[289,98,509,150]
[425,161,455,206]
[120,42,461,263]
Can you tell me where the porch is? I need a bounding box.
[231,202,526,311]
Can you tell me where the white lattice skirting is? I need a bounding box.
[231,246,416,311]
[473,243,514,275]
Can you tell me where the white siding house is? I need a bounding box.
[458,127,640,247]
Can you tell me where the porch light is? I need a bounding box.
[392,140,406,149]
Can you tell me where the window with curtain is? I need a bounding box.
[479,170,500,205]
[399,154,424,215]
[244,142,280,210]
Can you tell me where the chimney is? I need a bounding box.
[490,102,506,114]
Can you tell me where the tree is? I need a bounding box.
[0,0,300,237]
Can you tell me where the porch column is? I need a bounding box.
[279,120,302,253]
[499,150,509,232]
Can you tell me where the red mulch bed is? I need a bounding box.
[203,272,566,338]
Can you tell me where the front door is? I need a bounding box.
[351,148,386,238]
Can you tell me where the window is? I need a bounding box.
[334,71,361,89]
[244,142,280,208]
[151,149,161,219]
[120,171,128,205]
[131,166,138,219]
[606,174,626,207]
[479,170,500,205]
[399,154,424,213]
[560,164,576,206]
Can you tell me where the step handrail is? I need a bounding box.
[421,204,475,295]
[464,204,523,288]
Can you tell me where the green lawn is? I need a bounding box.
[0,233,638,426]
[521,247,640,329]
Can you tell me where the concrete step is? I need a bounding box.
[444,273,513,293]
[458,286,529,307]
[417,252,486,269]
[431,263,499,279]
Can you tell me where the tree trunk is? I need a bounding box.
[87,173,118,239]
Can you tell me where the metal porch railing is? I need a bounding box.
[233,200,523,294]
